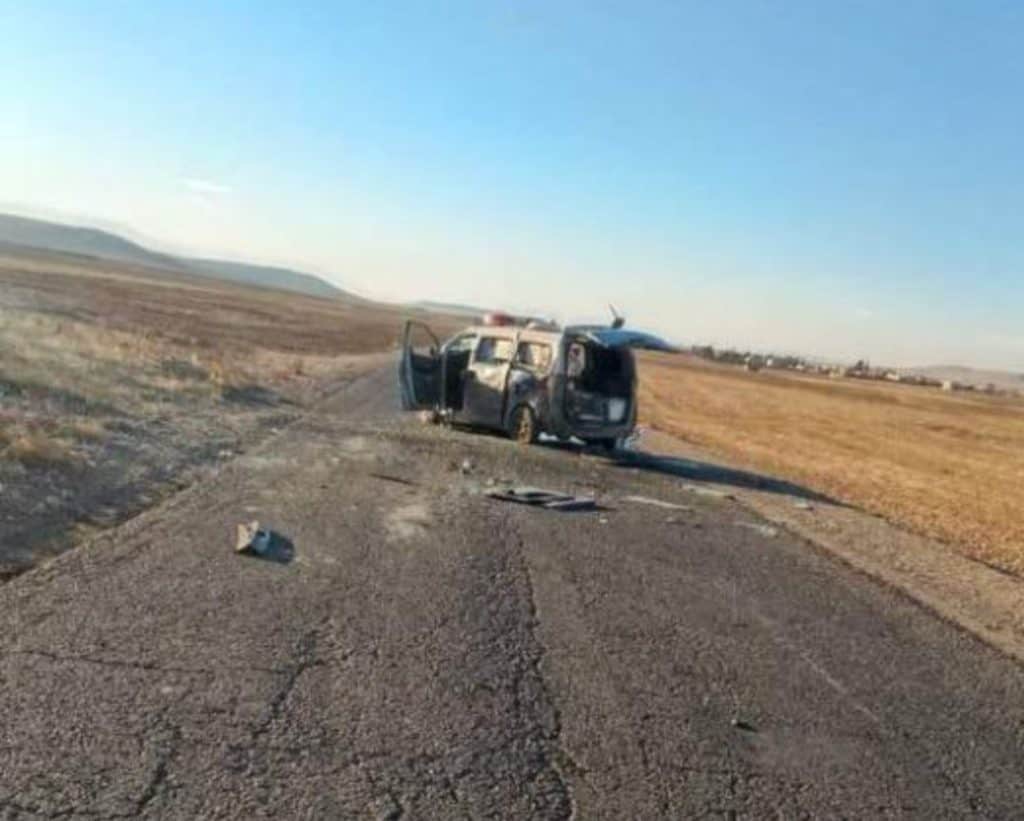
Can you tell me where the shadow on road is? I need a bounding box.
[534,436,840,505]
[612,449,842,505]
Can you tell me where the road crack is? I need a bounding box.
[5,647,287,677]
[251,626,324,738]
[134,721,181,816]
[505,514,581,820]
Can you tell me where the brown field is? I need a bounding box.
[0,247,462,576]
[638,352,1024,574]
[0,246,464,356]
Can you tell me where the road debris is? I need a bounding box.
[369,472,417,487]
[460,458,474,475]
[622,494,693,512]
[235,521,295,563]
[736,521,779,538]
[794,500,814,511]
[731,718,757,733]
[415,409,439,425]
[236,520,272,555]
[544,496,600,512]
[486,486,598,512]
[682,483,735,500]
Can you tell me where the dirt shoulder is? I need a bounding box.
[638,427,1024,666]
[0,347,390,579]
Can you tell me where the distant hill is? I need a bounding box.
[0,212,348,301]
[910,365,1024,392]
[0,213,185,271]
[186,258,345,301]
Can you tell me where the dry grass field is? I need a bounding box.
[0,247,462,576]
[638,352,1024,574]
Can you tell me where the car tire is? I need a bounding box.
[509,405,538,445]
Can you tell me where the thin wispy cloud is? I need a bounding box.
[180,177,231,195]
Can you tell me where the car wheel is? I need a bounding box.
[509,405,538,445]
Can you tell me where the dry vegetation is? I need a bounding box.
[0,248,463,467]
[638,352,1024,574]
[0,247,462,574]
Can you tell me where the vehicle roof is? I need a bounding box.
[456,323,670,350]
[462,325,564,343]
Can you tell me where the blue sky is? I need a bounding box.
[3,1,1023,368]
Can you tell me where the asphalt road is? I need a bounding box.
[2,365,1024,819]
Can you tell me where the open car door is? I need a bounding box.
[399,320,442,410]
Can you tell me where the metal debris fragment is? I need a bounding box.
[736,521,779,538]
[236,520,272,555]
[623,495,693,512]
[486,486,597,512]
[544,497,599,512]
[235,522,295,563]
[369,472,417,487]
[682,483,735,500]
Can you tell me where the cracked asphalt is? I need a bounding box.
[2,365,1024,818]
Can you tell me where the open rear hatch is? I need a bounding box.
[575,327,676,352]
[563,326,674,429]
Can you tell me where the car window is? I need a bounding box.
[515,341,552,372]
[406,321,439,358]
[475,336,514,364]
[446,333,477,354]
[567,342,587,377]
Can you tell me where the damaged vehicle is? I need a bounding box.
[399,312,673,449]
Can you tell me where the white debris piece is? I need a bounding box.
[236,520,272,555]
[623,495,693,512]
[736,521,779,539]
[682,484,735,500]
